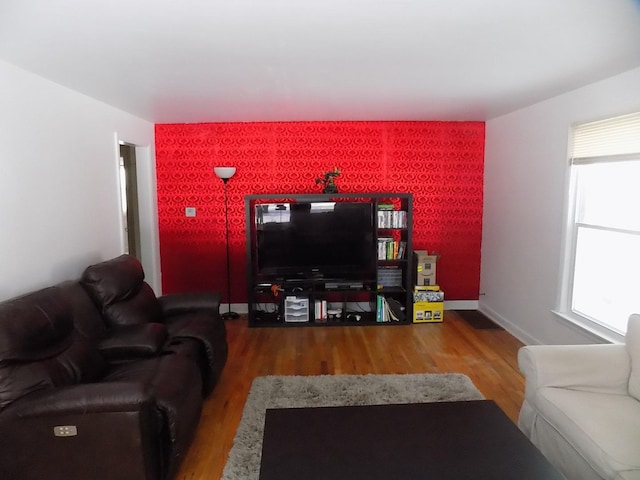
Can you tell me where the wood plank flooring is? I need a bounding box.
[175,310,525,480]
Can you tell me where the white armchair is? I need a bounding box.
[518,314,640,480]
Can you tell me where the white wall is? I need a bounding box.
[481,67,640,345]
[0,60,159,301]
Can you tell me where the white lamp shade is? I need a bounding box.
[214,166,237,179]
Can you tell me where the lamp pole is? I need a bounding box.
[214,167,239,320]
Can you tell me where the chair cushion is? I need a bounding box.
[627,314,640,401]
[534,387,640,479]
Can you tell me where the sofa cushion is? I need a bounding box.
[101,353,203,478]
[81,255,162,327]
[82,254,146,306]
[534,387,640,479]
[165,311,228,392]
[627,314,640,401]
[0,287,72,361]
[0,287,107,410]
[98,324,168,361]
[56,280,107,341]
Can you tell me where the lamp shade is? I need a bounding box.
[214,166,237,180]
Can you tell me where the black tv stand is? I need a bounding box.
[245,193,413,327]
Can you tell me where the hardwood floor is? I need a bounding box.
[175,311,525,480]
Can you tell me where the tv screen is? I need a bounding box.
[254,201,376,280]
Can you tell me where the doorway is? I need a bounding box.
[119,143,141,259]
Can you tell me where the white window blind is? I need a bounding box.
[562,111,640,338]
[572,112,640,161]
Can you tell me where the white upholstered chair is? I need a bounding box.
[518,314,640,480]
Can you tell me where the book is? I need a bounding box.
[397,241,407,260]
[386,297,406,322]
[314,299,328,322]
[377,237,393,260]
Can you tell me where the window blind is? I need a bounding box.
[571,111,640,162]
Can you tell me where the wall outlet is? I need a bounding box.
[185,207,197,217]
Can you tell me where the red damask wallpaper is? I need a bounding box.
[155,121,484,301]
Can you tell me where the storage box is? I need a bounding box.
[413,250,438,286]
[413,301,444,323]
[413,286,444,303]
[284,296,309,322]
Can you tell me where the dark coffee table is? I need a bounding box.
[259,400,563,480]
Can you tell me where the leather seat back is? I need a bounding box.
[81,254,162,327]
[56,280,108,341]
[0,286,106,411]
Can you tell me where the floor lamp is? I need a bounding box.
[214,166,239,320]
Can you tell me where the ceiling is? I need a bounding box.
[2,0,640,124]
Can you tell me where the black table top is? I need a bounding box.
[259,400,564,480]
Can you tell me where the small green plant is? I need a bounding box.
[315,167,341,193]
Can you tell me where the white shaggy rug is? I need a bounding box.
[221,373,484,480]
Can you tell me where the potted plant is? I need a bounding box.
[315,167,341,193]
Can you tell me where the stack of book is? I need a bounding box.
[377,204,408,229]
[376,296,406,322]
[314,299,328,322]
[377,238,407,260]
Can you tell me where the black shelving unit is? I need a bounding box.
[245,193,413,327]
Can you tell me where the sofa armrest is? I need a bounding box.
[518,344,631,397]
[4,382,154,417]
[158,291,221,316]
[0,383,163,480]
[98,324,168,361]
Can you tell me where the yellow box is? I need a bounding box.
[413,301,444,323]
[414,285,440,292]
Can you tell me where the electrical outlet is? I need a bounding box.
[185,207,197,217]
[53,425,78,437]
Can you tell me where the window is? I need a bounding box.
[560,112,640,339]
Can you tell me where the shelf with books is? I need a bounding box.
[374,194,413,326]
[245,193,412,327]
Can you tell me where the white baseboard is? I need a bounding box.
[444,300,479,310]
[223,303,249,314]
[478,303,537,345]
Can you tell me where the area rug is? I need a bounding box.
[221,373,484,480]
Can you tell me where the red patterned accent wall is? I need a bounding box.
[155,121,484,301]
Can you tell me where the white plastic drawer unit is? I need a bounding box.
[284,296,309,322]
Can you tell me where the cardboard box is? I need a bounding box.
[413,301,444,323]
[413,250,438,286]
[413,286,444,303]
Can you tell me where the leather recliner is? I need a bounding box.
[0,283,205,480]
[80,254,228,395]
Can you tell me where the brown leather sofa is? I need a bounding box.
[0,255,228,480]
[80,254,228,394]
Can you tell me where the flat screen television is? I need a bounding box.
[254,201,376,280]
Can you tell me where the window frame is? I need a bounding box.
[557,113,640,343]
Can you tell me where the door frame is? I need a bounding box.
[114,133,161,294]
